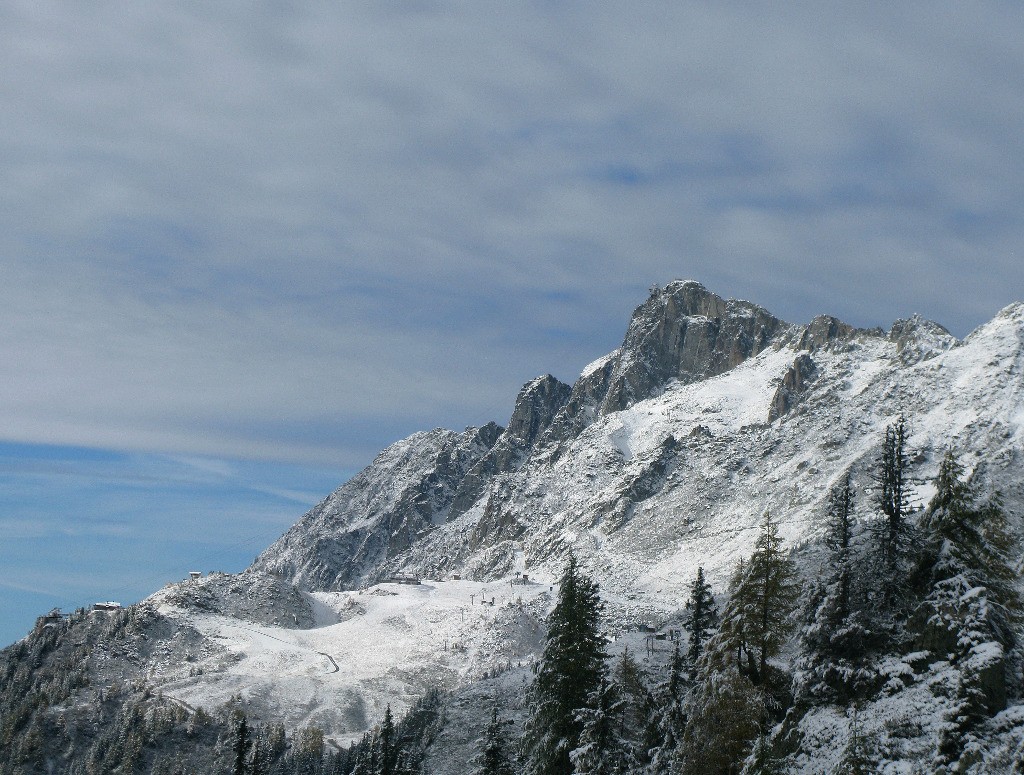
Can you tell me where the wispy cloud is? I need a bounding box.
[0,442,342,644]
[0,2,1022,472]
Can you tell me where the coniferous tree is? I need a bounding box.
[472,705,514,775]
[233,711,252,775]
[706,559,750,675]
[675,671,763,775]
[683,567,718,678]
[377,706,397,775]
[569,676,632,775]
[612,647,650,764]
[924,450,1019,629]
[919,449,1021,765]
[742,733,784,775]
[795,475,878,704]
[871,415,916,580]
[825,474,855,619]
[839,705,872,775]
[523,555,608,775]
[739,511,800,684]
[645,643,686,774]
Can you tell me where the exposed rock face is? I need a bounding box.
[506,374,574,446]
[252,281,987,604]
[601,280,790,411]
[252,424,502,590]
[769,353,819,422]
[797,314,880,351]
[450,375,571,514]
[543,280,794,445]
[540,352,619,445]
[157,570,316,629]
[889,314,959,365]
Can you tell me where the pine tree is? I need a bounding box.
[377,706,397,775]
[920,449,1022,764]
[523,554,608,775]
[825,474,855,620]
[293,726,325,775]
[839,705,872,775]
[742,733,783,774]
[925,450,1018,626]
[683,567,718,678]
[925,448,970,524]
[935,664,990,769]
[645,643,686,774]
[612,648,649,763]
[472,705,514,775]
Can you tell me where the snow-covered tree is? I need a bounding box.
[795,475,879,704]
[705,558,750,675]
[644,643,686,774]
[232,711,252,775]
[471,705,514,775]
[838,705,873,775]
[675,670,763,775]
[919,450,1021,766]
[870,415,917,591]
[611,647,651,763]
[523,554,608,775]
[376,705,397,775]
[569,677,633,775]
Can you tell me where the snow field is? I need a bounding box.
[152,578,555,743]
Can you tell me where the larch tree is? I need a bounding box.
[739,511,800,684]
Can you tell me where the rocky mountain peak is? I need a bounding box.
[888,314,959,365]
[541,281,793,446]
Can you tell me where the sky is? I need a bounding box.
[2,2,1024,644]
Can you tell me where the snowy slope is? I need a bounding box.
[145,576,556,745]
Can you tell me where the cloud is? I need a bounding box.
[0,2,1022,466]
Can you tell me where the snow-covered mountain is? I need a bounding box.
[4,280,1023,773]
[253,280,1022,607]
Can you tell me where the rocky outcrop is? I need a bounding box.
[450,375,571,514]
[157,570,316,629]
[601,281,789,411]
[769,353,819,422]
[797,314,879,351]
[252,424,502,591]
